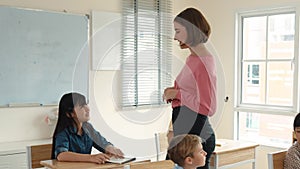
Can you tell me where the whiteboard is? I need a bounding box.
[0,6,89,106]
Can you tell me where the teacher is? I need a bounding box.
[163,7,217,169]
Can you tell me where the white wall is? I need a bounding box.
[191,0,300,140]
[191,0,300,168]
[0,0,122,143]
[0,0,184,160]
[0,0,295,168]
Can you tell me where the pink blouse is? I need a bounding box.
[172,54,217,117]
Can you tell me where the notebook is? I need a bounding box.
[107,156,136,164]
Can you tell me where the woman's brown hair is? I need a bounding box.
[174,8,211,46]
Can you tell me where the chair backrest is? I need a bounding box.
[26,143,52,169]
[154,132,169,161]
[267,150,287,169]
[129,160,174,169]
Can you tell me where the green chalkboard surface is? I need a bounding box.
[0,6,89,106]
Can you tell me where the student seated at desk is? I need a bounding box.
[51,92,124,164]
[284,112,300,169]
[168,134,207,169]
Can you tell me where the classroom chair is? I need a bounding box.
[26,143,52,169]
[292,132,297,143]
[267,149,287,169]
[154,132,169,161]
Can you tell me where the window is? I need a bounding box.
[121,0,172,107]
[235,8,298,147]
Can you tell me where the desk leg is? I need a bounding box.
[213,155,218,169]
[252,161,255,169]
[210,155,217,169]
[252,148,256,169]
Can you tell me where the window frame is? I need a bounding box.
[234,7,300,145]
[235,7,299,115]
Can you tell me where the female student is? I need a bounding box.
[168,134,207,169]
[284,113,300,169]
[163,7,216,169]
[51,92,124,164]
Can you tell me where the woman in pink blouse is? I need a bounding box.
[163,8,216,169]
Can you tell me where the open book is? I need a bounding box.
[107,156,136,164]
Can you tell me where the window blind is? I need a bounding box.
[121,0,172,107]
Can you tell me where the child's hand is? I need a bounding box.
[105,145,124,158]
[90,153,110,164]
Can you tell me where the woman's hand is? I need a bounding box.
[105,145,124,158]
[89,153,110,164]
[163,87,178,103]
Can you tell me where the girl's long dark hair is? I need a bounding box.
[51,92,87,159]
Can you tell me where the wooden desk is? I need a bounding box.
[210,139,259,169]
[40,160,125,169]
[40,159,152,169]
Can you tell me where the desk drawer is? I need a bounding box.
[210,147,255,167]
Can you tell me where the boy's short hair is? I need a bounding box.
[294,113,300,130]
[167,134,201,167]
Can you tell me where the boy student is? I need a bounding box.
[168,134,207,169]
[284,113,300,169]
